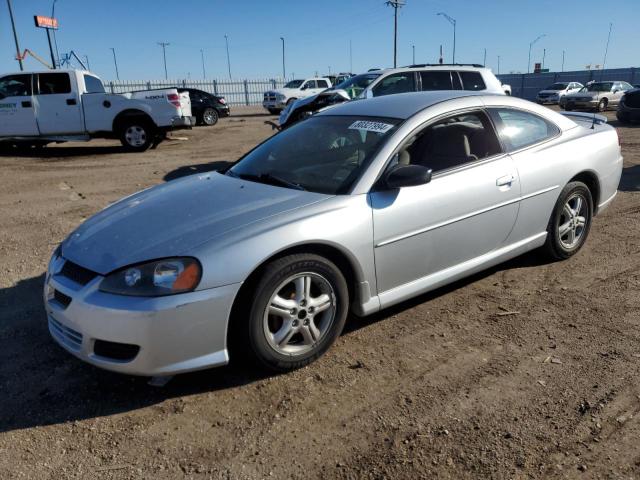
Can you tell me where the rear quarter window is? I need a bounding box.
[83,75,105,94]
[488,108,560,151]
[459,71,486,91]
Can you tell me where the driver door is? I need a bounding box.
[370,109,520,299]
[0,73,39,136]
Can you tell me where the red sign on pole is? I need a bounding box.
[34,15,58,29]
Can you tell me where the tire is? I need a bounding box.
[563,103,573,111]
[597,98,608,112]
[201,107,219,126]
[119,119,154,152]
[616,112,630,124]
[543,181,593,260]
[268,108,280,115]
[234,253,349,372]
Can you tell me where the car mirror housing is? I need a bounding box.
[384,164,432,189]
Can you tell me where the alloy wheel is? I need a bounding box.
[557,193,588,249]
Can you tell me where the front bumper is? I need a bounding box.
[44,257,241,376]
[561,97,598,109]
[263,99,286,111]
[218,105,231,117]
[537,95,559,104]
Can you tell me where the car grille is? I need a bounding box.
[94,340,140,362]
[48,316,83,351]
[538,92,552,98]
[624,91,640,108]
[264,93,277,102]
[60,260,99,286]
[53,289,72,309]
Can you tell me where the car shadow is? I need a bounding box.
[619,164,640,192]
[0,249,552,434]
[163,160,233,181]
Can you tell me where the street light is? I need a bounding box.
[224,35,231,79]
[527,34,546,73]
[280,37,286,79]
[437,12,456,63]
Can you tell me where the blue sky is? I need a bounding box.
[1,0,639,80]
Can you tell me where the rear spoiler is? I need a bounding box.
[559,111,608,125]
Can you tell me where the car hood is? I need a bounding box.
[539,89,563,94]
[61,172,331,274]
[268,88,299,96]
[566,91,598,98]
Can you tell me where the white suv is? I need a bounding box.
[263,78,332,114]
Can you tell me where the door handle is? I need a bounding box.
[21,101,32,108]
[496,174,515,187]
[66,98,77,106]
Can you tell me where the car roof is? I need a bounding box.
[378,65,492,74]
[316,91,483,119]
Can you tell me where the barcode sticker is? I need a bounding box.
[348,120,394,133]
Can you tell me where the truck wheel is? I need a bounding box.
[201,108,219,126]
[119,120,154,152]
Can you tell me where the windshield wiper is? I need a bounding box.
[229,171,306,191]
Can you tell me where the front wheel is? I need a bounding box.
[543,182,593,260]
[201,107,219,126]
[119,120,154,152]
[597,98,608,112]
[237,254,349,372]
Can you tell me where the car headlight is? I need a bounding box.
[99,257,202,297]
[276,94,285,101]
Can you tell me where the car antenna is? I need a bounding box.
[591,113,596,130]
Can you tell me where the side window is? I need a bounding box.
[392,110,502,174]
[37,73,71,95]
[372,73,416,97]
[452,72,463,90]
[419,71,453,90]
[488,108,560,152]
[0,74,32,97]
[317,80,329,89]
[83,75,105,94]
[303,80,317,89]
[459,71,486,91]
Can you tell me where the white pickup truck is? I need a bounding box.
[0,69,194,152]
[262,78,332,114]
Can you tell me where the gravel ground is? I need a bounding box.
[0,106,639,480]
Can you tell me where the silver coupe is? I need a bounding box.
[45,91,623,376]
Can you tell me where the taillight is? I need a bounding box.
[167,93,181,108]
[218,97,226,105]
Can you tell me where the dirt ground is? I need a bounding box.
[0,105,639,480]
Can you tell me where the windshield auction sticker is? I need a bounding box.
[348,120,394,134]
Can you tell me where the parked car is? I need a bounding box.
[536,82,583,104]
[279,65,505,129]
[0,69,193,151]
[45,91,622,376]
[560,81,634,112]
[262,78,332,114]
[178,88,229,126]
[616,87,640,124]
[324,73,354,86]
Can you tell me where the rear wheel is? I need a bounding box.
[233,254,349,372]
[597,98,608,112]
[543,182,593,260]
[201,107,219,126]
[119,119,154,152]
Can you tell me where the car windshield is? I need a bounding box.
[334,73,381,99]
[227,115,401,194]
[284,80,305,88]
[584,82,613,92]
[546,83,568,90]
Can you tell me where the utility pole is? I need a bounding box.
[561,50,565,72]
[7,0,23,71]
[497,55,500,75]
[200,49,206,79]
[527,34,546,73]
[349,39,353,72]
[110,47,120,80]
[386,0,405,68]
[51,0,60,67]
[483,48,486,66]
[224,35,232,79]
[412,44,415,64]
[542,48,546,69]
[280,37,286,79]
[437,12,456,63]
[158,42,169,80]
[601,22,613,79]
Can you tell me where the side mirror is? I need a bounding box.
[384,164,432,189]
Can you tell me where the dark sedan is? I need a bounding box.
[178,88,230,126]
[617,88,640,124]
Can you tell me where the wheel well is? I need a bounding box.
[113,110,156,133]
[229,244,359,325]
[570,171,600,213]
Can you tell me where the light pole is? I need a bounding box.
[542,48,546,69]
[110,47,120,80]
[51,0,61,67]
[412,44,415,64]
[6,0,23,71]
[601,23,613,78]
[437,12,456,63]
[497,55,500,75]
[527,34,546,73]
[224,35,231,79]
[349,39,353,72]
[158,42,170,80]
[561,50,565,72]
[280,37,286,79]
[483,48,486,66]
[200,49,206,79]
[386,0,405,68]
